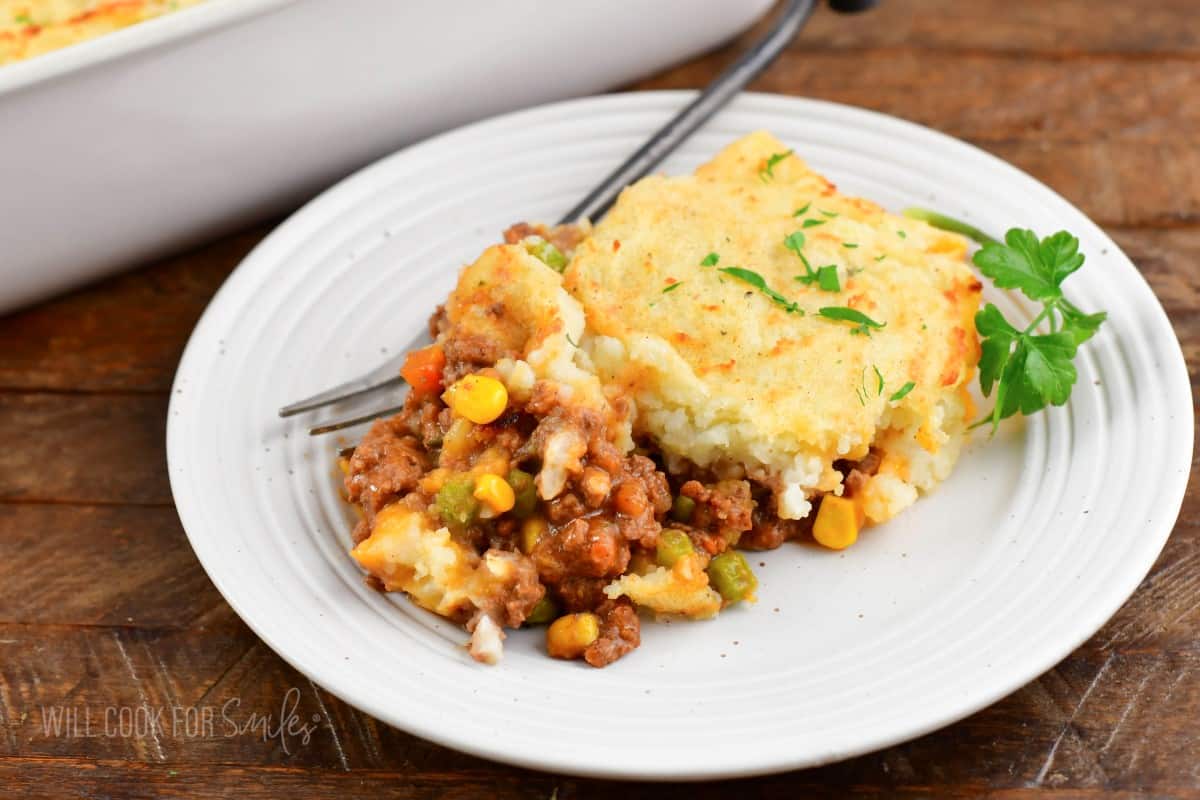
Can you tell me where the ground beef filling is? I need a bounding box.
[344,306,882,667]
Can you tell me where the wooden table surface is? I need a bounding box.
[2,1,1197,797]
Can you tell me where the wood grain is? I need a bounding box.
[0,1,1197,796]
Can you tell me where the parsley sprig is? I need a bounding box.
[907,208,1107,432]
[759,150,793,183]
[972,229,1107,431]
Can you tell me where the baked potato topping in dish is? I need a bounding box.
[342,133,983,667]
[1,0,203,65]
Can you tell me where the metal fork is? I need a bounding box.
[284,0,875,434]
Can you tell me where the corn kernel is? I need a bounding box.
[546,613,600,659]
[813,495,860,550]
[519,516,548,555]
[473,473,515,514]
[443,375,508,424]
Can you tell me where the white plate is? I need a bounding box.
[167,92,1193,780]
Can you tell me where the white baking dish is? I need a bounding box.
[0,0,772,313]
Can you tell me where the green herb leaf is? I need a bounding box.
[819,209,839,218]
[14,12,32,24]
[873,365,884,395]
[874,254,886,262]
[889,381,915,402]
[897,230,907,239]
[818,306,885,335]
[816,265,841,292]
[662,282,684,294]
[842,242,859,249]
[720,267,801,314]
[801,218,826,229]
[759,150,793,183]
[700,252,720,267]
[783,231,806,256]
[793,202,811,217]
[974,228,1080,303]
[975,303,1019,398]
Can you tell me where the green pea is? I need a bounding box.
[706,552,757,605]
[526,240,568,272]
[670,494,696,523]
[507,468,538,518]
[655,529,694,568]
[435,478,478,529]
[525,596,558,625]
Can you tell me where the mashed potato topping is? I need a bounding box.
[566,131,981,522]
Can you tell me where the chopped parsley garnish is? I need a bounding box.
[873,365,885,395]
[719,267,801,314]
[565,332,580,348]
[874,254,887,262]
[759,150,793,183]
[897,230,908,239]
[801,218,826,229]
[786,232,840,292]
[793,202,811,217]
[889,381,915,402]
[842,242,859,249]
[784,231,807,255]
[819,209,839,218]
[700,252,720,267]
[816,266,840,292]
[14,12,32,24]
[662,282,684,294]
[818,306,885,335]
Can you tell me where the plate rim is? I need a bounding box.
[167,90,1195,780]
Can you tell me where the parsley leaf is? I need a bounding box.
[801,218,826,229]
[889,381,915,402]
[873,365,884,395]
[700,252,720,267]
[720,267,801,314]
[759,150,793,183]
[974,229,1080,302]
[819,209,839,218]
[818,306,885,335]
[783,231,806,256]
[842,242,858,249]
[14,12,32,24]
[662,282,683,294]
[793,202,811,217]
[816,265,841,292]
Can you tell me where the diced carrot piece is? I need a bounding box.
[400,345,445,396]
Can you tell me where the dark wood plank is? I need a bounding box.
[0,394,171,505]
[0,758,562,800]
[0,504,231,629]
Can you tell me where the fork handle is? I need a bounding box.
[556,0,817,226]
